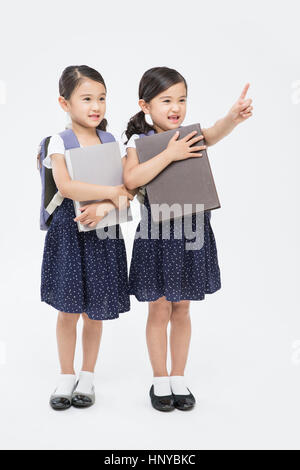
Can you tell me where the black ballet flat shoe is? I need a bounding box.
[50,381,78,411]
[49,394,72,411]
[172,388,196,411]
[71,383,95,408]
[149,385,175,412]
[71,394,93,408]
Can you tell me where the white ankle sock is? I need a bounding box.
[75,370,94,394]
[170,375,190,395]
[153,376,172,396]
[54,374,76,396]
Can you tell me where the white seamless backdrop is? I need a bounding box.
[0,0,299,450]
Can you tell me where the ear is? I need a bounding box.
[138,99,150,115]
[58,95,69,112]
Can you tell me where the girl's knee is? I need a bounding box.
[82,312,102,326]
[171,300,190,320]
[148,296,172,324]
[58,311,81,324]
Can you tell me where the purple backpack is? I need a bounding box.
[139,130,155,139]
[37,128,115,230]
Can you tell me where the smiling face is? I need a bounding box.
[139,81,187,133]
[59,78,106,128]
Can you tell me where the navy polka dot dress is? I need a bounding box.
[41,198,130,320]
[128,189,221,302]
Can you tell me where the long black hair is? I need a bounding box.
[59,65,108,131]
[124,67,187,143]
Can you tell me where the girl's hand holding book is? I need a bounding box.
[165,131,206,163]
[73,201,117,228]
[110,184,134,210]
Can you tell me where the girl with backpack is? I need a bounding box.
[38,65,134,411]
[122,67,253,412]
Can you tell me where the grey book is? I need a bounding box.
[135,123,221,223]
[65,141,132,232]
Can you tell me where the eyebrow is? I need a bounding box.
[159,95,187,99]
[80,93,106,97]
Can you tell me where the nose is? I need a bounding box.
[92,100,100,112]
[171,103,180,113]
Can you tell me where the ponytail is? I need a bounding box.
[123,110,154,144]
[96,118,108,131]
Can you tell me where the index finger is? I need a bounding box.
[239,83,250,100]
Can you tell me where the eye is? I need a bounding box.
[163,100,170,103]
[83,97,90,101]
[100,97,105,101]
[180,99,186,102]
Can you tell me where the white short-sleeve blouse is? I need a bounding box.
[40,134,83,169]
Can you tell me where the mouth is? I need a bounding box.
[168,115,180,123]
[89,114,100,120]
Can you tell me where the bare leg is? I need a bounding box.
[170,300,191,376]
[56,311,80,374]
[146,296,172,377]
[81,313,103,372]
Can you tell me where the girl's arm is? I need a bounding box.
[51,153,133,204]
[121,155,139,197]
[124,147,172,190]
[124,132,205,190]
[73,155,137,227]
[202,83,253,147]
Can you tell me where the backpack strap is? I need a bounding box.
[140,127,182,138]
[139,129,155,139]
[97,129,116,143]
[45,192,64,215]
[59,128,116,146]
[59,129,80,149]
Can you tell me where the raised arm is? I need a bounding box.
[202,83,253,147]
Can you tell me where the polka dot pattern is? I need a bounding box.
[129,190,221,302]
[41,198,130,320]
